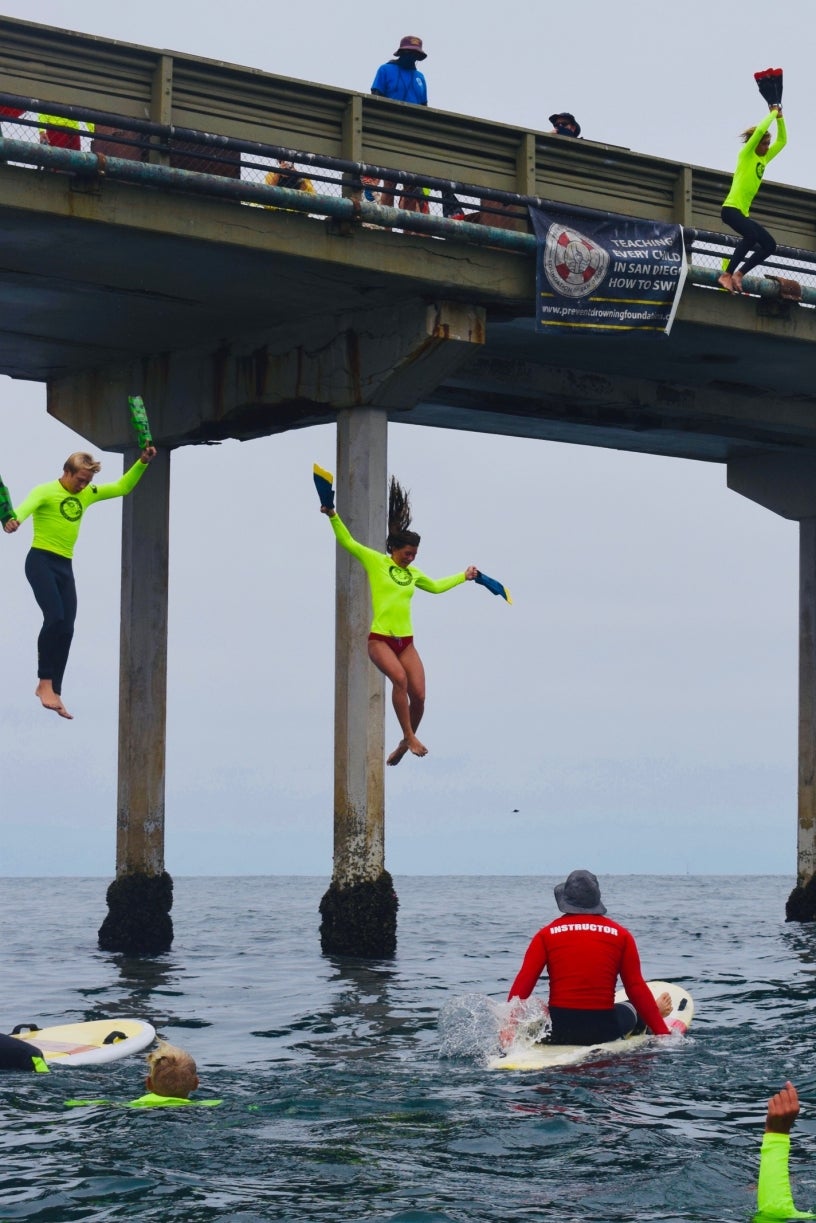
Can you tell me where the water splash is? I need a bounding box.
[437,994,551,1061]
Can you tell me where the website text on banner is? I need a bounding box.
[529,207,688,336]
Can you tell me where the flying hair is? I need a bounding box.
[386,476,420,552]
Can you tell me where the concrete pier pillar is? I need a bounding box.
[728,455,816,919]
[319,407,398,956]
[98,447,173,953]
[787,518,816,919]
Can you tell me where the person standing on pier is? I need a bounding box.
[321,477,477,765]
[370,36,463,219]
[3,445,156,719]
[718,103,786,294]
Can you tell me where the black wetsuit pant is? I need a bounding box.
[722,206,777,276]
[547,1002,642,1046]
[0,1032,44,1070]
[25,547,77,696]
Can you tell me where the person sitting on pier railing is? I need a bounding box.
[718,103,786,295]
[38,112,95,151]
[264,159,316,197]
[261,160,316,212]
[321,476,478,766]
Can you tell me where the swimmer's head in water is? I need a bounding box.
[146,1041,199,1098]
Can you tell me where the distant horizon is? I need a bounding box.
[1,870,797,880]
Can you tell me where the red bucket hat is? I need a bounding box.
[393,35,427,60]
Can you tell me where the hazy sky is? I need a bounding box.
[1,1,810,877]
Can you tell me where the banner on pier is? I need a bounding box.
[529,206,687,335]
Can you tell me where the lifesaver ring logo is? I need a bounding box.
[543,224,610,299]
[59,496,83,522]
[389,565,413,587]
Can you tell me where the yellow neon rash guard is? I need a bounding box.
[329,512,466,636]
[755,1133,816,1219]
[722,111,787,216]
[12,460,148,558]
[65,1093,222,1109]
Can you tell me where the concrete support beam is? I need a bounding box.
[332,407,387,886]
[149,55,173,166]
[115,445,170,875]
[98,446,173,954]
[728,454,816,521]
[728,452,816,914]
[798,518,816,888]
[319,408,398,956]
[49,300,486,449]
[674,166,693,229]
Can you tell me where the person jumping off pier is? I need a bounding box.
[718,103,786,295]
[3,445,156,719]
[321,477,477,765]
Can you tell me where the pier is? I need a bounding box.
[3,14,816,947]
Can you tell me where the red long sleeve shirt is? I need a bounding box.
[508,914,670,1036]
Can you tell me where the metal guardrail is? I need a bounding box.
[2,92,816,306]
[2,13,816,246]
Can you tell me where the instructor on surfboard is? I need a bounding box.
[507,869,672,1045]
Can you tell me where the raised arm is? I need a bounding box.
[322,506,381,566]
[767,108,787,161]
[756,1083,816,1219]
[743,107,777,155]
[92,448,156,502]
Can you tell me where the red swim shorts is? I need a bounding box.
[368,633,414,656]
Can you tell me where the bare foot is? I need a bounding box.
[406,735,428,758]
[717,272,735,293]
[387,740,410,767]
[731,271,744,293]
[35,680,73,720]
[656,991,673,1018]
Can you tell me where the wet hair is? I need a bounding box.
[146,1041,198,1098]
[63,451,101,475]
[386,476,420,552]
[740,125,770,145]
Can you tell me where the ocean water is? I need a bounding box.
[2,874,816,1222]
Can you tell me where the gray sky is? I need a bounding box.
[0,1,809,876]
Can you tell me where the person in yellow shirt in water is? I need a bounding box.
[66,1041,221,1109]
[755,1081,816,1220]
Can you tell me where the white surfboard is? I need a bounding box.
[489,980,693,1071]
[11,1018,156,1066]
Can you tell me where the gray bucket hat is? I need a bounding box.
[554,869,607,915]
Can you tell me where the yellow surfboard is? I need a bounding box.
[489,980,693,1071]
[12,1018,155,1066]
